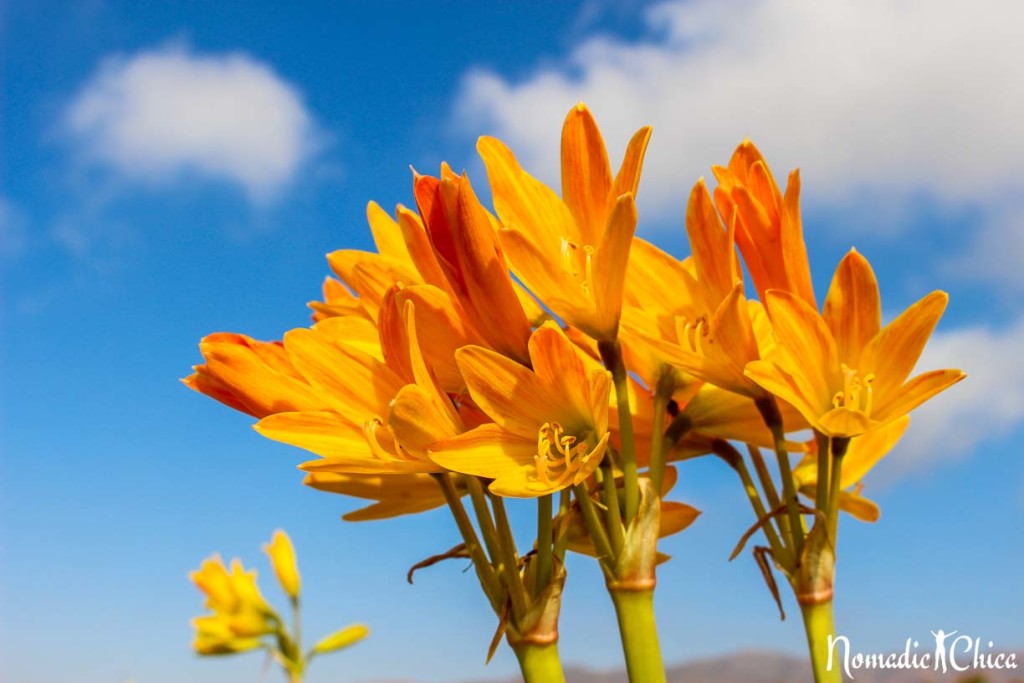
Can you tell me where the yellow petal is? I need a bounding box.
[428,423,538,480]
[818,407,872,439]
[763,290,839,407]
[592,193,637,340]
[478,135,576,249]
[823,249,881,365]
[873,369,966,423]
[455,344,568,436]
[838,488,881,523]
[367,201,413,267]
[612,126,652,199]
[262,530,301,600]
[779,169,817,308]
[561,103,613,246]
[311,315,383,362]
[388,384,462,457]
[861,290,949,398]
[687,178,738,304]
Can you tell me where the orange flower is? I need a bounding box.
[745,250,965,438]
[478,103,649,341]
[429,324,611,497]
[712,140,816,308]
[413,166,533,364]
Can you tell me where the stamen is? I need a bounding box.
[830,365,875,417]
[535,422,591,488]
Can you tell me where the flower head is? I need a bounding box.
[478,103,648,341]
[745,250,965,438]
[429,324,611,497]
[190,555,276,655]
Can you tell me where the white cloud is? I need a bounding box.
[455,0,1024,225]
[944,200,1024,292]
[886,319,1024,475]
[65,45,320,201]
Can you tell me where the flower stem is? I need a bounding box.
[535,494,553,594]
[512,642,566,683]
[756,397,806,556]
[598,339,639,522]
[433,474,503,614]
[800,600,840,683]
[488,493,530,621]
[609,589,666,683]
[648,371,675,494]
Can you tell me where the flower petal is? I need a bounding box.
[823,249,881,365]
[428,424,537,480]
[861,290,949,398]
[613,126,652,199]
[561,103,613,246]
[873,369,966,423]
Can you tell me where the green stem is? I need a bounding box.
[488,493,530,622]
[573,484,615,575]
[610,589,666,683]
[598,340,639,523]
[800,600,841,683]
[553,489,570,563]
[747,445,782,512]
[814,431,831,513]
[729,447,787,562]
[827,438,849,546]
[648,371,675,494]
[535,494,553,595]
[512,642,566,683]
[756,397,806,557]
[598,464,625,557]
[466,476,503,567]
[433,474,503,613]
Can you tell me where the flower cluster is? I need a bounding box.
[190,530,367,682]
[185,104,963,683]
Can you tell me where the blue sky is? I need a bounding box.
[2,1,1022,682]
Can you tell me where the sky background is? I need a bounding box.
[2,1,1023,682]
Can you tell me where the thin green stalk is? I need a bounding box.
[747,444,782,512]
[648,371,675,494]
[827,438,849,545]
[433,474,503,613]
[597,463,625,556]
[756,397,806,556]
[512,643,567,683]
[800,600,841,683]
[553,490,570,563]
[610,589,666,683]
[572,483,615,575]
[598,339,639,522]
[729,447,788,562]
[535,494,553,595]
[814,431,831,513]
[465,476,503,567]
[488,493,530,621]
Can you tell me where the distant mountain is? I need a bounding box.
[367,650,1024,683]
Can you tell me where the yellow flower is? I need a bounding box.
[255,300,463,475]
[712,139,816,308]
[478,103,649,341]
[793,416,910,522]
[429,324,611,497]
[745,250,965,438]
[263,530,301,600]
[190,555,277,655]
[623,180,768,398]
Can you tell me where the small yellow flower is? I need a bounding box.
[745,250,965,438]
[263,530,301,601]
[429,324,611,497]
[189,555,277,655]
[479,103,649,341]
